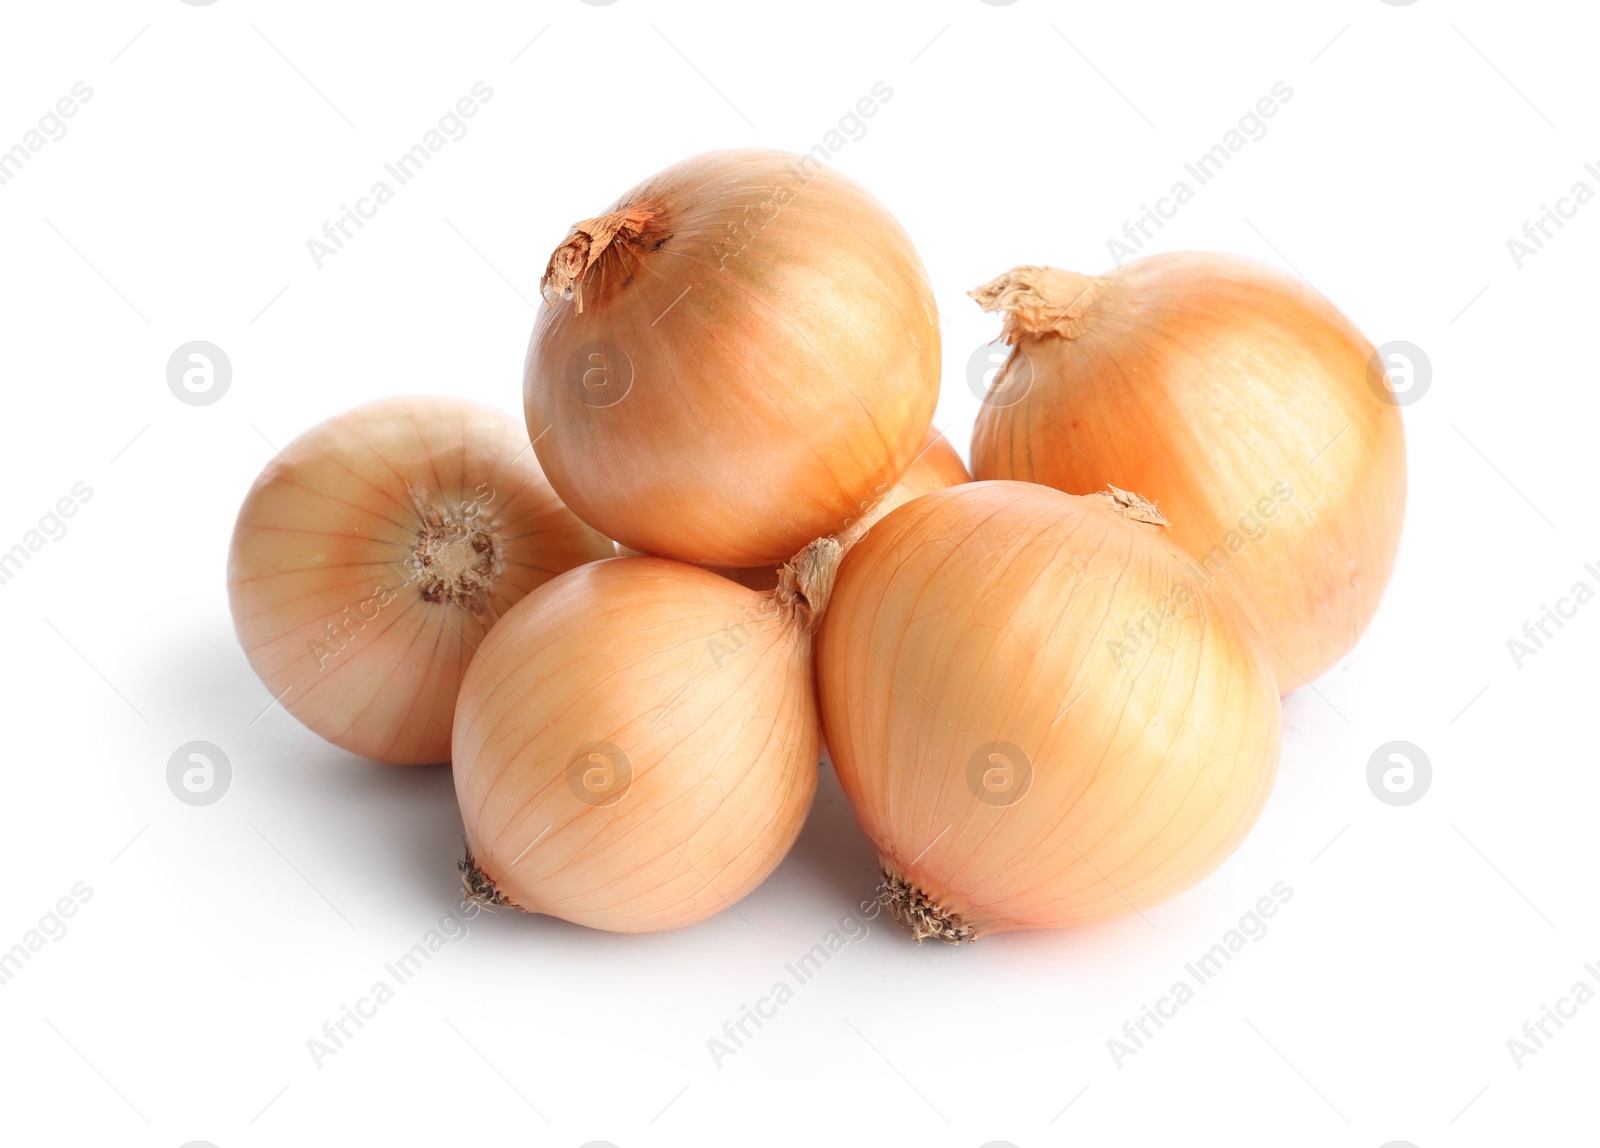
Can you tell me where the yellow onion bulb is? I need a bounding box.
[970,253,1406,693]
[525,148,940,568]
[228,396,613,765]
[840,425,973,545]
[816,481,1281,941]
[452,543,840,932]
[713,426,972,592]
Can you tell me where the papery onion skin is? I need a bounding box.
[840,426,972,544]
[712,562,784,594]
[816,481,1281,940]
[453,549,834,932]
[970,253,1406,693]
[525,148,941,568]
[715,427,972,592]
[228,396,613,765]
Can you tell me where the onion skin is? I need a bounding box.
[712,563,784,594]
[525,148,941,568]
[816,481,1281,940]
[971,253,1406,693]
[715,426,972,592]
[453,553,831,932]
[842,426,972,543]
[228,397,613,765]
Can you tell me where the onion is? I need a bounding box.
[524,148,940,568]
[452,541,840,932]
[710,426,971,593]
[816,481,1281,941]
[228,396,612,764]
[840,425,973,545]
[969,254,1406,692]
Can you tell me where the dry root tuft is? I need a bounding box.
[879,867,975,945]
[409,485,504,621]
[459,849,523,913]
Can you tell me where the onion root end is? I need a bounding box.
[880,866,975,945]
[459,848,524,914]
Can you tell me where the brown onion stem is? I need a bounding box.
[968,265,1102,342]
[1086,485,1170,529]
[770,537,844,633]
[540,206,663,310]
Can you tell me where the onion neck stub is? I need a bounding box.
[968,265,1104,343]
[770,537,844,633]
[1086,485,1169,529]
[540,207,666,312]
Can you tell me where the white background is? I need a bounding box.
[1,1,1595,1145]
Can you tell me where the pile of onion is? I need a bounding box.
[816,481,1281,941]
[452,542,839,932]
[228,396,612,764]
[524,148,941,569]
[224,139,1410,945]
[969,254,1406,692]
